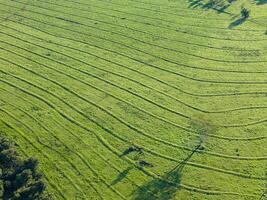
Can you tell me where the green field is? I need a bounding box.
[0,0,266,199]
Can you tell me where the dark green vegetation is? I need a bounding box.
[0,0,266,199]
[0,136,49,200]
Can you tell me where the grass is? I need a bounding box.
[0,0,266,199]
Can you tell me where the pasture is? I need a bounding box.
[0,0,266,199]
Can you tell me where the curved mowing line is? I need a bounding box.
[1,70,266,182]
[127,0,267,27]
[2,45,267,146]
[85,0,267,34]
[1,47,266,150]
[26,0,267,55]
[0,0,267,57]
[0,108,99,199]
[0,118,76,200]
[5,10,267,75]
[0,90,126,200]
[14,145,68,200]
[0,52,266,160]
[2,14,267,86]
[90,0,266,33]
[0,88,159,199]
[5,1,267,62]
[41,0,265,42]
[0,86,264,196]
[1,23,267,99]
[0,72,123,200]
[0,103,130,200]
[0,80,262,197]
[41,0,266,34]
[0,54,192,125]
[0,82,126,200]
[2,37,267,118]
[87,0,233,21]
[221,118,267,128]
[1,37,267,142]
[0,80,239,195]
[0,0,32,23]
[0,101,106,200]
[4,90,263,198]
[34,0,265,53]
[1,27,266,130]
[36,139,106,200]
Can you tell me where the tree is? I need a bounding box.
[0,136,50,200]
[241,7,250,18]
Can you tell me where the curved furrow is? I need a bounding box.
[1,13,267,87]
[0,80,254,196]
[0,80,126,200]
[0,0,32,23]
[0,108,33,133]
[1,25,267,130]
[40,0,266,35]
[0,87,126,199]
[0,30,266,130]
[16,0,267,62]
[0,78,263,197]
[1,70,266,182]
[32,0,266,42]
[1,29,267,116]
[30,0,265,53]
[3,14,267,100]
[0,108,100,199]
[2,59,267,159]
[83,0,267,35]
[4,1,267,63]
[0,73,125,200]
[50,112,158,198]
[221,118,267,128]
[85,0,234,21]
[0,37,266,142]
[35,139,106,200]
[128,0,267,26]
[5,90,264,198]
[100,125,267,180]
[0,116,83,200]
[1,44,266,147]
[80,0,267,35]
[0,88,158,199]
[1,23,267,100]
[9,141,68,200]
[0,100,106,200]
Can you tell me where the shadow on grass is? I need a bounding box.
[134,146,200,200]
[253,0,267,5]
[110,167,133,186]
[188,0,231,13]
[228,17,247,28]
[119,146,144,157]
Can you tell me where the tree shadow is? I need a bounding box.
[253,0,267,5]
[188,0,231,13]
[133,117,210,199]
[119,146,144,157]
[110,167,133,186]
[228,17,247,28]
[133,146,200,200]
